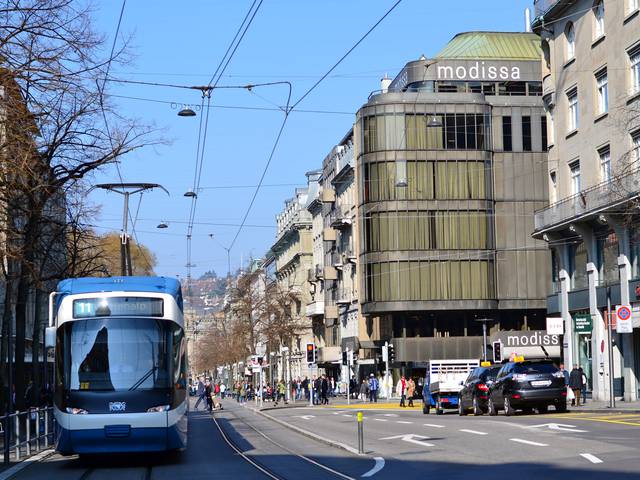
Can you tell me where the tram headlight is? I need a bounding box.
[147,405,170,413]
[65,407,88,415]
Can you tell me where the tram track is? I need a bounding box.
[211,407,356,480]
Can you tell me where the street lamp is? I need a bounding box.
[157,221,169,229]
[178,105,196,117]
[184,190,197,198]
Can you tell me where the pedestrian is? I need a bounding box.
[580,367,588,405]
[320,375,329,405]
[275,379,287,406]
[349,375,358,399]
[313,375,321,405]
[220,382,226,399]
[559,363,569,386]
[214,382,220,397]
[205,379,213,411]
[569,364,582,406]
[301,376,309,401]
[368,373,379,403]
[396,375,407,407]
[359,379,369,401]
[406,377,416,407]
[194,376,206,410]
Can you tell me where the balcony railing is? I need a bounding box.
[329,207,352,229]
[534,167,640,232]
[534,0,559,17]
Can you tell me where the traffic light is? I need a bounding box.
[306,343,316,364]
[257,356,264,366]
[387,344,395,363]
[342,351,348,366]
[492,341,502,363]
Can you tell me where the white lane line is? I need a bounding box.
[374,418,388,422]
[460,429,488,435]
[423,423,445,428]
[333,411,346,415]
[580,453,603,464]
[342,414,353,417]
[361,457,385,477]
[397,420,413,424]
[510,438,548,447]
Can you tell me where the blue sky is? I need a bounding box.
[89,0,534,280]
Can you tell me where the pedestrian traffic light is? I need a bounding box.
[306,343,316,364]
[492,341,502,363]
[387,344,395,363]
[342,351,348,366]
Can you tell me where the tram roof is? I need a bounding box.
[57,276,183,305]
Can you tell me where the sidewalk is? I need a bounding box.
[568,399,640,414]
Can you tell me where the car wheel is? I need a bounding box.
[504,395,515,416]
[472,396,483,416]
[488,397,498,416]
[538,405,549,414]
[555,402,567,413]
[458,398,466,416]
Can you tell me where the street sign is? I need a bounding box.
[546,317,563,335]
[616,305,633,333]
[573,314,593,334]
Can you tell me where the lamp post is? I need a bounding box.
[475,318,495,362]
[89,183,169,275]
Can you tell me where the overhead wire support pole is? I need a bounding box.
[89,183,169,276]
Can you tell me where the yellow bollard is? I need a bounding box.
[357,410,364,453]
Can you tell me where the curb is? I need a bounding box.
[258,404,311,412]
[0,449,54,480]
[248,406,363,456]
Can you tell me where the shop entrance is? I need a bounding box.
[576,333,593,390]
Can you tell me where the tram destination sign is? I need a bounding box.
[73,297,164,318]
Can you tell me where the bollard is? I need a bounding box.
[357,410,364,454]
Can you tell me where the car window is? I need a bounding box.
[481,367,501,381]
[514,362,558,374]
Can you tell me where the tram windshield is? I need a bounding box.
[57,318,180,391]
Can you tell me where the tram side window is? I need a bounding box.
[173,326,187,390]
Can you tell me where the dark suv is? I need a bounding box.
[458,366,501,416]
[488,360,567,416]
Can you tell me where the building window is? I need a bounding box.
[596,69,608,114]
[593,1,605,39]
[630,47,640,95]
[548,109,555,145]
[567,88,579,132]
[628,0,639,15]
[599,145,611,182]
[502,116,512,152]
[522,116,532,152]
[632,130,640,162]
[565,22,576,62]
[570,161,581,194]
[550,171,557,203]
[541,116,548,151]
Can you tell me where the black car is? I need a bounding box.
[458,366,501,416]
[488,360,567,416]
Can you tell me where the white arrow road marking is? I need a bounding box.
[374,418,388,422]
[510,438,548,447]
[459,429,488,435]
[397,421,413,424]
[423,423,445,428]
[379,434,434,447]
[294,415,316,420]
[528,423,588,433]
[361,457,385,477]
[580,453,603,464]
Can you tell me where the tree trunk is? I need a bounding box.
[1,264,17,415]
[31,289,42,407]
[14,269,29,411]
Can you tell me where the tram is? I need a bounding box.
[45,276,188,455]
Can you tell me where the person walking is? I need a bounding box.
[580,367,588,405]
[349,376,358,399]
[220,382,226,399]
[205,379,213,411]
[194,377,206,410]
[569,365,582,406]
[406,377,416,407]
[359,379,369,401]
[368,374,379,403]
[301,376,309,401]
[320,375,329,405]
[396,375,407,407]
[274,379,287,406]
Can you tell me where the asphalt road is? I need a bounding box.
[6,399,640,479]
[263,402,640,479]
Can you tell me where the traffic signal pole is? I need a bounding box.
[384,341,389,399]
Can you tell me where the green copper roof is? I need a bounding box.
[435,32,542,61]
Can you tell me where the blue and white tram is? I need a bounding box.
[46,276,188,455]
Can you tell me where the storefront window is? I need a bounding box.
[571,242,588,289]
[597,231,619,285]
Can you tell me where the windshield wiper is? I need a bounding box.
[128,366,156,391]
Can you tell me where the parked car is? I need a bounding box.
[488,360,567,416]
[458,365,501,416]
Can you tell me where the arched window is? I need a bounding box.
[594,1,605,39]
[565,22,576,61]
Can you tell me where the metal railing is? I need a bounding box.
[534,167,640,232]
[534,0,559,17]
[1,407,55,464]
